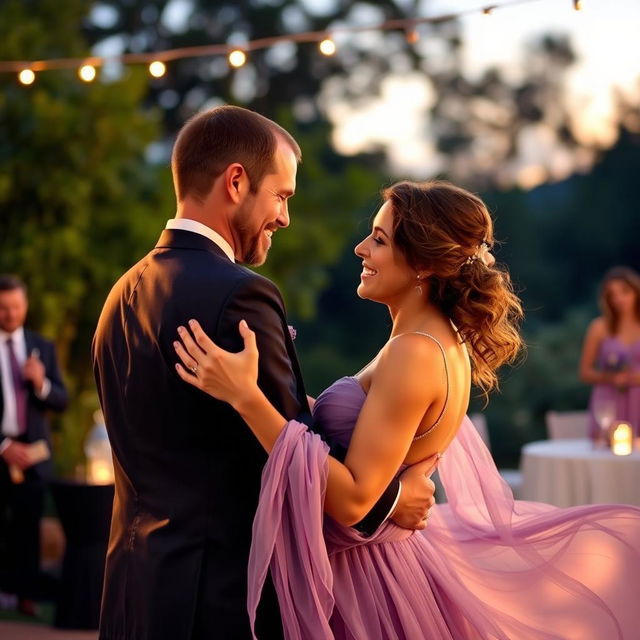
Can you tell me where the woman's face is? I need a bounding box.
[606,279,638,316]
[353,201,416,305]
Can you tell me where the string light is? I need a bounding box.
[78,64,96,82]
[319,38,337,56]
[228,49,247,68]
[18,69,35,85]
[0,0,578,81]
[148,60,166,78]
[405,27,420,44]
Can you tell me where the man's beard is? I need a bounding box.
[234,198,268,266]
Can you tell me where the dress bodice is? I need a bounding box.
[312,376,365,450]
[598,337,640,372]
[312,331,451,448]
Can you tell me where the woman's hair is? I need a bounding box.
[382,180,524,395]
[599,266,640,334]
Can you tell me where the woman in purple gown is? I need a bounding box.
[175,181,640,639]
[580,266,640,440]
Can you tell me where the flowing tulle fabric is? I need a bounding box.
[249,412,640,639]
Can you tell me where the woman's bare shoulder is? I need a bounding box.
[587,317,608,339]
[372,333,446,397]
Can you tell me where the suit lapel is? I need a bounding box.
[24,329,35,358]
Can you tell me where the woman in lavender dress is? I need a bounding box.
[175,181,640,639]
[580,266,640,440]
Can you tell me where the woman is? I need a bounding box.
[175,181,640,639]
[580,266,640,440]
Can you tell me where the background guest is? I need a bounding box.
[0,275,68,615]
[580,266,640,441]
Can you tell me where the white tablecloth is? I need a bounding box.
[521,438,640,507]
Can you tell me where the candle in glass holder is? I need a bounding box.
[88,458,115,485]
[611,422,633,456]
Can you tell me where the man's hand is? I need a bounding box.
[391,454,439,531]
[23,351,45,393]
[1,440,32,470]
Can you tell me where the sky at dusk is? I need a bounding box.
[322,0,640,184]
[88,0,640,186]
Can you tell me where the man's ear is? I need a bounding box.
[224,163,248,204]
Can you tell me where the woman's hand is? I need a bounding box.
[611,370,631,391]
[174,319,260,409]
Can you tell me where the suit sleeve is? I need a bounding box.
[218,275,399,536]
[217,275,304,421]
[36,339,68,412]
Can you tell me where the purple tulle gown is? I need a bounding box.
[249,376,640,639]
[588,337,640,438]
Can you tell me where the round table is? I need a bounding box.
[521,438,640,507]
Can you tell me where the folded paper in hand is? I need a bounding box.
[9,439,51,484]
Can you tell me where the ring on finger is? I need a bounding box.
[190,364,199,375]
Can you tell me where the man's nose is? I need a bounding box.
[277,203,290,229]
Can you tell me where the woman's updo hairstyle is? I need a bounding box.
[383,180,524,394]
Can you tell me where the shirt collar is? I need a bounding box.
[165,218,235,263]
[0,326,25,345]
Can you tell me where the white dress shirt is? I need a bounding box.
[165,218,235,262]
[0,326,28,439]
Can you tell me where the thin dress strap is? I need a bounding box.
[395,332,450,441]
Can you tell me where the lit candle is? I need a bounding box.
[88,458,114,484]
[611,422,633,456]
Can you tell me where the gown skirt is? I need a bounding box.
[248,380,640,639]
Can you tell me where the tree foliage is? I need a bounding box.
[2,0,638,472]
[83,1,591,188]
[0,0,173,472]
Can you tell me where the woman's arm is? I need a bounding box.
[579,318,610,385]
[175,320,440,527]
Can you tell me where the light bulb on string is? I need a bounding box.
[78,64,97,82]
[228,49,247,68]
[405,28,419,44]
[18,69,35,85]
[319,38,336,56]
[149,61,166,78]
[573,0,583,10]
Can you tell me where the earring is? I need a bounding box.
[415,275,423,296]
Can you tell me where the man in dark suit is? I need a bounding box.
[0,275,68,614]
[92,106,435,640]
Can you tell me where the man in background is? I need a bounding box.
[0,275,68,615]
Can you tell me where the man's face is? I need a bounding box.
[0,288,28,333]
[232,142,297,266]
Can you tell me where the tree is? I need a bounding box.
[0,0,173,473]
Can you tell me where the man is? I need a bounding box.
[0,275,68,614]
[92,106,435,640]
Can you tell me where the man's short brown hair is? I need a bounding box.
[171,105,301,203]
[0,275,27,295]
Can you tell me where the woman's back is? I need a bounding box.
[352,324,471,465]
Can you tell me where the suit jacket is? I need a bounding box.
[0,330,68,485]
[92,230,398,640]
